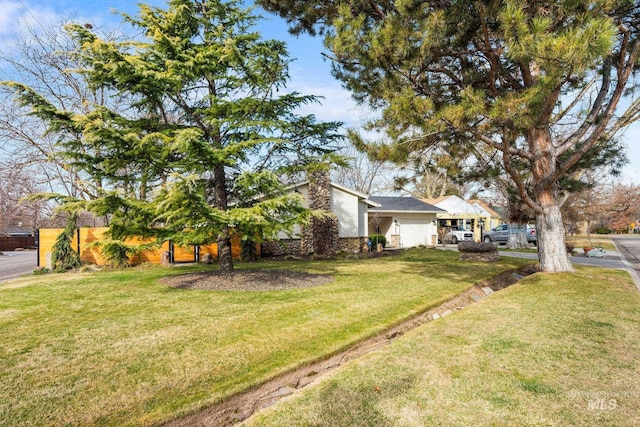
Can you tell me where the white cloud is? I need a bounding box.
[0,1,26,35]
[287,67,379,127]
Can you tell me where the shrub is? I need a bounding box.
[369,234,386,248]
[87,239,148,268]
[51,214,82,272]
[458,241,497,253]
[595,228,613,234]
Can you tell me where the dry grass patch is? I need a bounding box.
[245,266,640,427]
[567,235,616,251]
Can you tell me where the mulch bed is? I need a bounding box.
[161,269,334,291]
[162,249,403,291]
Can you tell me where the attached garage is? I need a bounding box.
[368,197,445,248]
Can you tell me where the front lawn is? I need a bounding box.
[0,249,528,426]
[246,266,640,426]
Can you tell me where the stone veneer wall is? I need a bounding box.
[300,169,340,255]
[261,239,302,257]
[262,237,367,257]
[337,237,368,254]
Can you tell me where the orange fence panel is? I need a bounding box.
[37,228,256,267]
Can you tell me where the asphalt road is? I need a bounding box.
[610,235,640,291]
[0,251,37,282]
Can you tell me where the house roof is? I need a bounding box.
[368,196,445,213]
[468,199,501,218]
[2,226,32,237]
[490,205,508,220]
[423,195,485,215]
[287,180,380,207]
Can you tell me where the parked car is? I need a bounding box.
[441,226,474,244]
[483,224,537,246]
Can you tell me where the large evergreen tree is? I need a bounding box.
[260,0,640,272]
[4,0,341,272]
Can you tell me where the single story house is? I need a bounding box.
[368,196,445,248]
[261,170,378,256]
[262,171,444,256]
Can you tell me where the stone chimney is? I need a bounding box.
[307,169,331,211]
[301,168,339,255]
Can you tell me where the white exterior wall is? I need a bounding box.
[358,201,368,237]
[330,187,360,238]
[275,184,309,239]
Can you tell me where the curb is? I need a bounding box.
[610,240,640,292]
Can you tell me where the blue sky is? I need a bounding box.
[0,0,365,124]
[0,0,638,184]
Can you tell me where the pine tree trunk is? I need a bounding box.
[535,194,574,272]
[507,223,528,249]
[530,127,573,272]
[213,163,234,273]
[218,230,233,273]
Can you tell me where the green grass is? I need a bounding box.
[0,249,529,426]
[245,266,640,427]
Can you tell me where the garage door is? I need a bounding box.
[398,215,433,247]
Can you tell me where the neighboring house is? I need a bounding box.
[368,196,444,248]
[424,195,487,242]
[468,199,502,230]
[262,170,378,256]
[0,225,35,251]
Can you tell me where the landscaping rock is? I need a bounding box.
[201,253,214,264]
[470,293,484,302]
[441,309,453,317]
[160,251,171,265]
[586,248,606,258]
[459,252,500,262]
[481,286,494,295]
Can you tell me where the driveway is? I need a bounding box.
[0,251,37,282]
